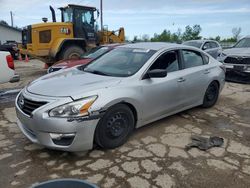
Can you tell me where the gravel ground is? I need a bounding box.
[0,60,250,188]
[0,59,46,91]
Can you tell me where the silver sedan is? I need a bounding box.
[15,42,225,152]
[183,40,222,59]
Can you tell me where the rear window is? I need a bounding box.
[183,41,202,48]
[182,50,204,68]
[210,42,219,48]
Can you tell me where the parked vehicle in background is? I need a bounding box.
[183,40,222,59]
[219,36,250,83]
[0,41,19,59]
[0,51,15,84]
[19,4,125,64]
[47,44,123,73]
[16,42,225,152]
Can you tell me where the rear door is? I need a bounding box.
[178,49,210,107]
[202,42,214,57]
[203,42,219,58]
[210,42,221,58]
[141,50,183,123]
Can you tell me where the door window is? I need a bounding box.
[203,42,211,50]
[210,42,219,48]
[150,51,179,73]
[82,11,94,27]
[182,50,204,68]
[62,8,73,22]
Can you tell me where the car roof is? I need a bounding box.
[121,42,185,51]
[184,40,218,43]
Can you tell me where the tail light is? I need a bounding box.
[6,55,14,70]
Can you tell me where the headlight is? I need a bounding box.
[49,96,97,118]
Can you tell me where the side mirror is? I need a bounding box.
[143,69,167,79]
[202,46,208,50]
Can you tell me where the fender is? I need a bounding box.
[49,38,87,58]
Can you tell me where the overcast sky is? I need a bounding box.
[0,0,250,40]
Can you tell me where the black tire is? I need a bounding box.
[202,81,219,108]
[60,46,84,60]
[94,104,135,149]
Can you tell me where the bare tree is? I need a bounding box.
[232,27,242,40]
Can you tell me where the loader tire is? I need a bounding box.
[60,46,85,60]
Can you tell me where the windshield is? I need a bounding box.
[83,48,156,77]
[183,41,203,48]
[234,38,250,48]
[62,8,73,22]
[83,47,110,59]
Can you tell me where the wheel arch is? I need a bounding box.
[202,79,221,108]
[51,39,87,59]
[119,102,138,126]
[101,101,139,128]
[203,79,221,97]
[211,79,220,90]
[93,101,139,149]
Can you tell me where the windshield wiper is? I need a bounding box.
[84,69,109,76]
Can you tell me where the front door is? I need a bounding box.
[203,42,217,58]
[141,50,183,123]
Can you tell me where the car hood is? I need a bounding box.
[27,68,121,97]
[223,48,250,57]
[53,58,93,68]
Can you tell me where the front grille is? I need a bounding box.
[224,56,250,65]
[18,94,47,116]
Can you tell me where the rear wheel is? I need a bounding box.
[59,46,84,60]
[202,81,219,108]
[94,104,135,149]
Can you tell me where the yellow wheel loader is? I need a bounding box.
[20,4,125,64]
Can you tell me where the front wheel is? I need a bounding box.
[202,81,219,108]
[94,104,135,149]
[59,46,85,60]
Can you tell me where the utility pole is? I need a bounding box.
[100,0,103,31]
[10,11,13,27]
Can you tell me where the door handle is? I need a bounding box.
[177,78,186,82]
[204,69,210,74]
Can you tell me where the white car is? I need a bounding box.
[216,36,250,83]
[0,51,15,84]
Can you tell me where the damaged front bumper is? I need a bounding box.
[15,90,102,152]
[224,64,250,84]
